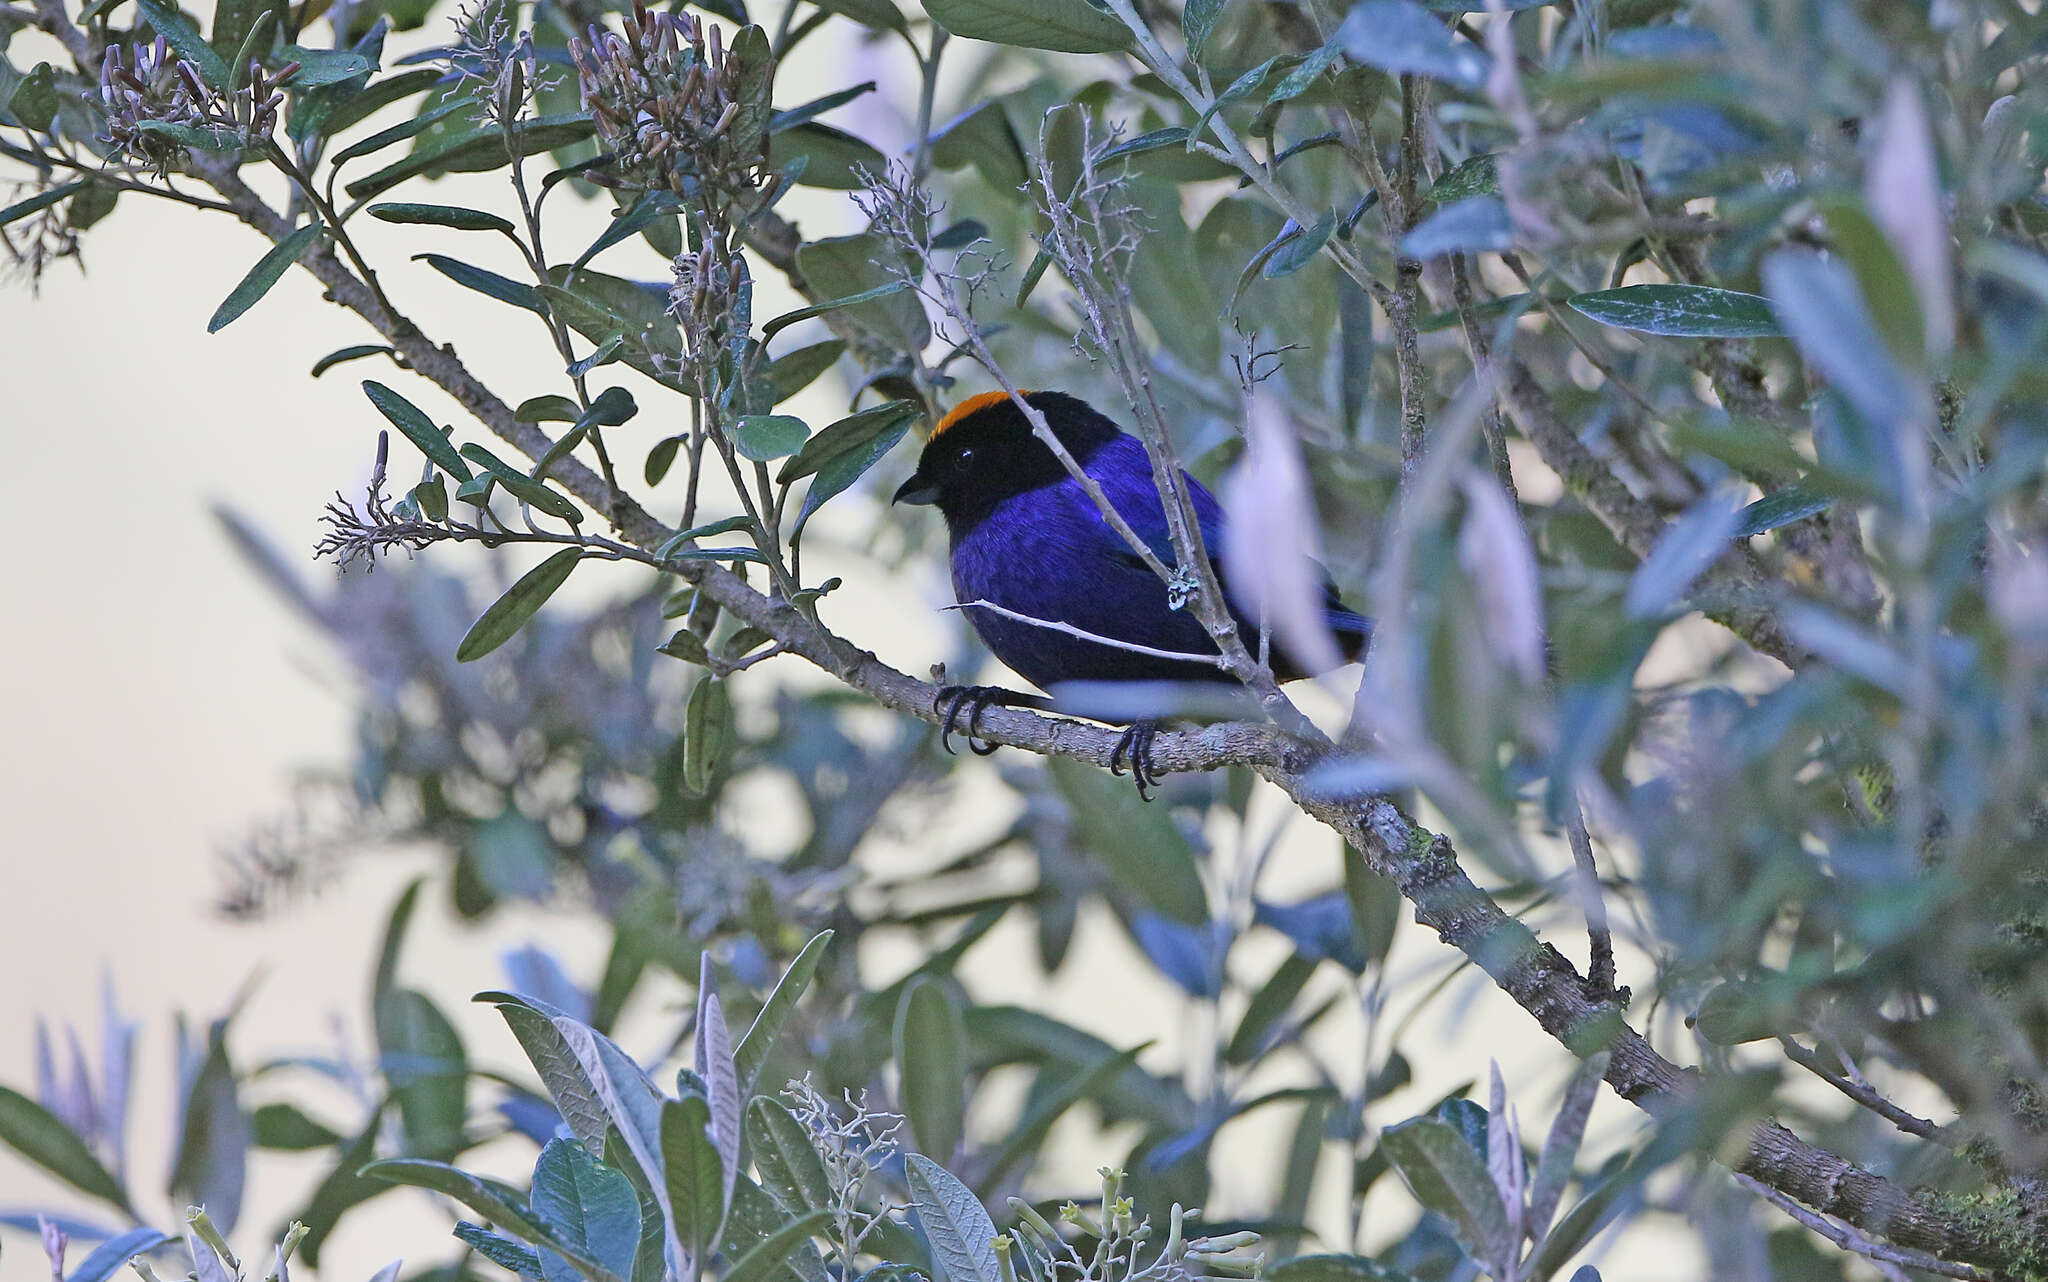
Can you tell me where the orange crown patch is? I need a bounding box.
[930,389,1033,439]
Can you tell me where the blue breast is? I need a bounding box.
[947,437,1232,689]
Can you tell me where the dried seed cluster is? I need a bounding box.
[570,2,775,212]
[97,37,292,176]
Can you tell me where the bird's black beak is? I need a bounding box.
[892,474,939,506]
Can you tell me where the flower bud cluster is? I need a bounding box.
[570,3,773,211]
[668,244,753,381]
[97,37,291,176]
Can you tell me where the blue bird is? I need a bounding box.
[891,389,1371,795]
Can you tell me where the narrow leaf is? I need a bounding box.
[0,1086,130,1212]
[1566,284,1781,339]
[735,930,834,1090]
[363,380,472,480]
[896,979,967,1161]
[370,202,516,234]
[904,1155,1001,1282]
[415,253,548,315]
[456,549,583,662]
[209,222,322,332]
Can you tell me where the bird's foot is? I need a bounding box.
[934,685,1042,756]
[1109,720,1164,802]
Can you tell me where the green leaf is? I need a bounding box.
[766,339,846,403]
[575,189,683,270]
[794,236,930,353]
[975,1043,1146,1190]
[1400,198,1511,259]
[734,930,835,1091]
[1333,0,1488,88]
[364,380,472,480]
[476,993,611,1155]
[770,81,879,133]
[694,953,743,1220]
[212,0,273,71]
[1225,953,1316,1063]
[253,1101,344,1150]
[0,1086,130,1212]
[292,1111,388,1267]
[777,398,919,538]
[8,62,56,130]
[376,988,468,1156]
[461,443,584,521]
[344,113,597,201]
[1428,152,1499,202]
[761,281,912,340]
[330,97,469,168]
[1046,756,1208,924]
[1735,487,1834,538]
[1691,978,1804,1045]
[311,344,392,377]
[168,1023,249,1231]
[1183,0,1231,60]
[517,395,584,423]
[68,1229,175,1282]
[896,979,967,1161]
[454,1222,544,1278]
[921,0,1130,51]
[926,100,1026,189]
[370,202,516,234]
[208,222,322,332]
[568,334,627,378]
[722,1209,833,1282]
[655,516,758,560]
[1762,248,1915,429]
[807,0,906,32]
[661,1096,729,1265]
[0,180,85,228]
[683,677,734,793]
[415,252,549,315]
[360,1158,556,1242]
[767,121,889,189]
[135,0,231,86]
[281,44,375,85]
[747,1098,834,1217]
[531,1138,639,1282]
[541,265,685,381]
[1269,1255,1421,1282]
[725,1176,833,1282]
[904,1155,1001,1282]
[295,66,443,145]
[731,415,811,462]
[456,548,583,661]
[1566,283,1781,339]
[1377,1118,1513,1270]
[646,436,683,486]
[1263,212,1335,279]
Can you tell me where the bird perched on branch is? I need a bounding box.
[892,389,1371,797]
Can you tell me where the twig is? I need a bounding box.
[1734,1175,1988,1282]
[1563,801,1615,993]
[944,600,1232,667]
[1776,1036,1953,1146]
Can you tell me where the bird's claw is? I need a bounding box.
[935,685,1016,756]
[1109,720,1163,802]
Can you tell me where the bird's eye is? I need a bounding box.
[952,447,976,472]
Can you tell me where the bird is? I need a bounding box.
[891,389,1372,797]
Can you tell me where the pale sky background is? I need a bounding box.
[0,15,1712,1278]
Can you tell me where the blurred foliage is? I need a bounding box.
[8,0,2048,1272]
